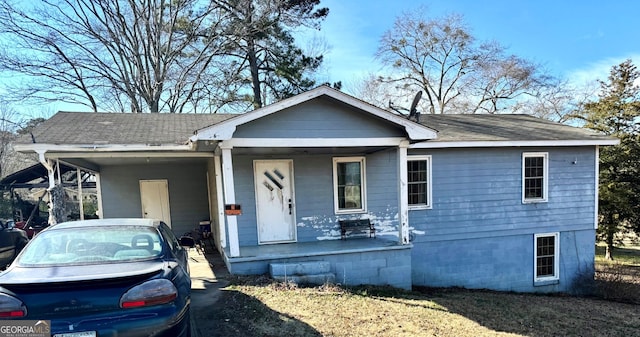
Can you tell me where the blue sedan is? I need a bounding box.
[0,218,192,337]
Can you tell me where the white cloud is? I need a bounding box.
[566,54,640,88]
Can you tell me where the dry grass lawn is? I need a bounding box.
[209,246,640,337]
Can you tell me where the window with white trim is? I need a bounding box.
[408,155,432,209]
[534,232,559,282]
[522,152,548,203]
[333,157,366,214]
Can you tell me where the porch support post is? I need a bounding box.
[594,145,599,230]
[214,155,227,248]
[221,145,240,257]
[95,172,104,219]
[77,168,84,220]
[398,141,410,244]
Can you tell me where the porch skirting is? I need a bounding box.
[221,239,412,290]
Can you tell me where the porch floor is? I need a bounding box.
[223,237,408,262]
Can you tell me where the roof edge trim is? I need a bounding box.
[410,139,620,149]
[14,143,195,153]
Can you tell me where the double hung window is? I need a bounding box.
[333,157,366,213]
[534,232,560,283]
[523,152,548,203]
[407,156,432,209]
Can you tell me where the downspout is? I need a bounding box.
[36,150,56,225]
[36,150,55,189]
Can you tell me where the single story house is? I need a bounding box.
[14,86,618,292]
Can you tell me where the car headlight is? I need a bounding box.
[0,293,26,317]
[120,279,178,309]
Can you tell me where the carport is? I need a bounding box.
[0,162,96,224]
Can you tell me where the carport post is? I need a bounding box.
[77,168,84,220]
[214,155,227,248]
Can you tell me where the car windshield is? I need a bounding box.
[17,225,163,266]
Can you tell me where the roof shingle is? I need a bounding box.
[18,112,237,145]
[420,114,612,143]
[16,111,613,146]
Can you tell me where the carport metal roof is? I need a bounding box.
[0,162,96,190]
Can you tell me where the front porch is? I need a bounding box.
[221,238,413,290]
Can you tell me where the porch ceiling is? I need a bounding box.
[57,156,210,167]
[229,146,392,155]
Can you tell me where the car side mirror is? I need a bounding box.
[7,221,14,229]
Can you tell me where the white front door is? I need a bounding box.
[140,179,172,227]
[254,160,296,244]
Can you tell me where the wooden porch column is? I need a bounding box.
[95,172,104,219]
[77,168,84,220]
[398,141,410,244]
[220,145,240,257]
[594,145,599,230]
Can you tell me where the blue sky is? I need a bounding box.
[8,0,640,116]
[310,0,640,90]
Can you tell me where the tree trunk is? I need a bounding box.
[248,40,262,109]
[605,235,615,260]
[150,99,160,113]
[48,185,68,225]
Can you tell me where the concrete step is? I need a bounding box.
[272,273,336,286]
[270,261,331,277]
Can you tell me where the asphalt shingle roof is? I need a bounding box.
[420,114,612,143]
[19,112,237,145]
[17,111,612,146]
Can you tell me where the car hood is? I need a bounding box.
[0,260,169,285]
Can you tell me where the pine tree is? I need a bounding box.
[218,0,328,109]
[580,60,640,260]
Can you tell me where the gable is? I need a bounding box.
[191,86,438,142]
[233,97,406,139]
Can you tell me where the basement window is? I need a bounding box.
[534,232,559,284]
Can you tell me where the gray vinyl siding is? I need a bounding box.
[206,158,223,251]
[234,97,406,138]
[99,162,211,236]
[408,146,596,241]
[230,156,258,246]
[231,149,401,246]
[365,150,400,233]
[408,146,597,292]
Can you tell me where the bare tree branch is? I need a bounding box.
[376,9,555,115]
[0,0,227,113]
